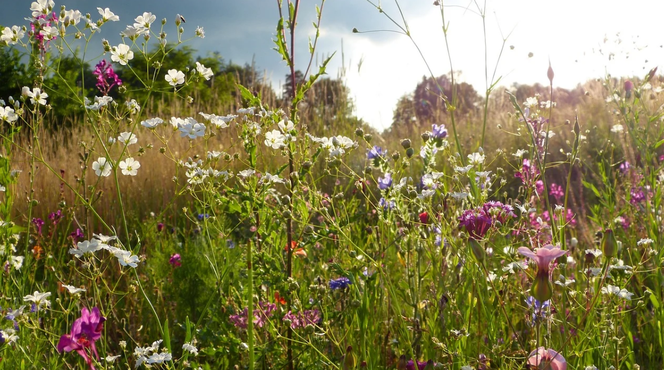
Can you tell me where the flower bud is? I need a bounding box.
[401,138,411,149]
[532,270,553,302]
[406,147,414,158]
[355,128,364,137]
[601,229,617,258]
[469,238,485,262]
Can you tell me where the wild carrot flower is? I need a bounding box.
[57,307,106,370]
[518,245,567,302]
[526,347,566,370]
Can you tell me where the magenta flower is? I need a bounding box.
[57,307,106,370]
[169,253,182,268]
[93,59,122,95]
[518,245,567,302]
[527,347,567,370]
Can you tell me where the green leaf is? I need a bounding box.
[648,288,660,308]
[163,319,172,353]
[582,180,601,198]
[185,316,192,343]
[654,138,664,149]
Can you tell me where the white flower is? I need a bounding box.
[195,26,205,38]
[120,25,146,39]
[31,0,54,18]
[637,238,654,246]
[238,169,255,178]
[62,9,82,26]
[97,7,120,22]
[207,151,221,159]
[105,355,121,363]
[133,12,156,31]
[126,99,141,114]
[62,284,86,294]
[454,165,473,174]
[198,112,234,128]
[39,26,58,42]
[113,249,140,268]
[85,95,113,110]
[195,62,213,80]
[166,69,185,87]
[182,342,198,355]
[170,117,184,129]
[119,158,141,176]
[0,329,19,344]
[1,26,26,45]
[611,124,624,133]
[141,118,163,129]
[467,152,485,166]
[523,96,538,108]
[23,291,51,309]
[278,119,295,133]
[9,255,24,270]
[118,132,138,146]
[238,107,255,115]
[147,352,172,364]
[265,130,286,149]
[92,158,112,177]
[111,44,134,66]
[0,106,18,123]
[94,233,117,243]
[178,118,206,139]
[24,87,48,105]
[69,239,102,258]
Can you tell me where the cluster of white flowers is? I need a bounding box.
[134,340,172,368]
[22,87,48,106]
[0,25,26,45]
[601,284,634,300]
[84,96,113,110]
[68,234,140,268]
[181,157,232,185]
[306,134,357,157]
[199,112,235,128]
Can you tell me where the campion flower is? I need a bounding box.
[518,245,567,302]
[119,158,140,176]
[549,183,564,201]
[93,59,122,95]
[283,309,321,329]
[117,132,137,146]
[23,87,48,105]
[166,69,185,87]
[97,7,119,22]
[84,96,113,110]
[92,157,112,177]
[195,26,205,38]
[134,340,170,368]
[195,62,213,80]
[601,284,634,300]
[182,342,198,355]
[459,208,492,240]
[141,117,163,128]
[265,130,286,149]
[23,291,51,310]
[329,277,352,290]
[377,173,392,190]
[199,112,235,128]
[467,151,485,166]
[110,44,133,66]
[178,118,206,139]
[62,284,86,295]
[30,0,54,18]
[120,25,146,39]
[69,239,103,258]
[61,9,82,26]
[229,302,277,329]
[133,12,156,31]
[1,26,25,45]
[113,249,140,268]
[526,347,567,370]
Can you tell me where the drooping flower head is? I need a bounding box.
[526,347,567,370]
[57,307,106,370]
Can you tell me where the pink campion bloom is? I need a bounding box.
[169,253,181,268]
[518,245,567,302]
[57,307,106,370]
[527,347,567,370]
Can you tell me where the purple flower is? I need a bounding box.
[229,302,277,329]
[283,309,321,329]
[197,213,210,221]
[619,161,630,174]
[482,201,516,224]
[157,222,164,232]
[48,210,62,225]
[70,228,84,242]
[432,123,448,139]
[93,59,122,95]
[549,183,564,202]
[459,208,492,240]
[169,254,181,268]
[406,359,428,370]
[378,197,395,210]
[226,239,236,249]
[525,296,550,326]
[377,173,392,190]
[329,277,352,290]
[367,145,386,160]
[32,218,45,235]
[57,307,106,370]
[630,187,646,204]
[535,180,544,196]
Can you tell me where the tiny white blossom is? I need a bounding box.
[119,158,141,176]
[141,118,163,129]
[111,44,133,65]
[182,342,198,355]
[113,249,140,268]
[523,96,538,108]
[195,26,205,38]
[23,291,51,309]
[69,239,102,258]
[9,255,24,270]
[125,99,141,113]
[118,132,138,146]
[265,130,286,149]
[62,284,86,294]
[467,152,485,165]
[611,124,624,133]
[97,7,120,22]
[195,62,213,80]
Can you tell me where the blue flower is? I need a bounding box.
[377,173,393,190]
[432,124,448,139]
[329,277,352,290]
[197,213,210,221]
[367,145,386,160]
[379,197,396,210]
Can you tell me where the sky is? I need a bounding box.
[2,0,664,131]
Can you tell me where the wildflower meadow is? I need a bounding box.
[1,1,664,369]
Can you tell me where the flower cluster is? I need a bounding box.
[229,302,277,329]
[93,59,122,95]
[282,309,321,329]
[459,201,515,240]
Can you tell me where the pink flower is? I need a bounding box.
[57,307,106,370]
[518,245,567,302]
[527,347,567,370]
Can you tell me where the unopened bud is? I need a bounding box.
[401,138,411,149]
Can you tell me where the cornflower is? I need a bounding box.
[329,277,351,290]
